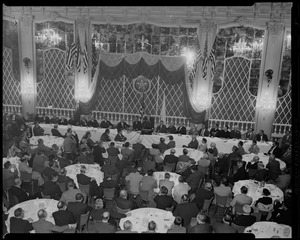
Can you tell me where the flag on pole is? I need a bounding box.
[202,55,208,79]
[160,93,166,124]
[209,48,216,79]
[83,32,89,74]
[91,48,97,75]
[190,48,202,80]
[76,36,81,72]
[65,42,77,71]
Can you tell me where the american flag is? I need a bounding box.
[91,47,97,75]
[65,42,77,71]
[209,48,216,79]
[76,36,81,72]
[83,34,88,74]
[202,55,208,79]
[190,48,202,80]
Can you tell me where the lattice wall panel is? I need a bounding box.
[210,57,257,122]
[36,48,75,109]
[3,47,22,106]
[274,90,292,124]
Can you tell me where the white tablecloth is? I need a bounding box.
[119,208,175,233]
[5,199,58,233]
[244,221,292,238]
[242,153,286,170]
[152,171,180,196]
[40,124,272,153]
[3,157,21,176]
[30,135,64,149]
[65,163,104,187]
[232,180,284,206]
[163,148,204,163]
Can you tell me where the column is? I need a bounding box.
[255,21,285,139]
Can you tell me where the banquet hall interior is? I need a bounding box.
[2,3,298,237]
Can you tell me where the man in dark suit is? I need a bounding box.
[114,190,134,210]
[100,129,111,142]
[216,126,230,139]
[52,201,76,227]
[230,125,242,139]
[67,115,78,126]
[76,165,96,185]
[51,124,65,138]
[186,165,204,194]
[154,186,178,210]
[167,122,177,134]
[93,141,106,166]
[157,137,168,154]
[39,114,50,124]
[156,120,167,133]
[88,211,116,233]
[163,149,179,166]
[198,125,210,137]
[209,123,220,137]
[141,116,152,129]
[132,116,142,131]
[166,135,176,149]
[233,160,247,182]
[114,129,127,142]
[50,114,59,124]
[9,178,31,203]
[87,116,99,128]
[267,141,282,159]
[231,204,256,227]
[117,119,130,132]
[266,154,281,181]
[9,207,34,233]
[96,175,118,199]
[132,138,146,161]
[101,158,119,179]
[106,142,120,166]
[177,122,186,135]
[67,193,92,223]
[41,173,62,200]
[78,116,88,126]
[281,146,292,170]
[58,116,68,125]
[187,213,213,233]
[191,182,214,210]
[280,130,292,150]
[256,130,268,142]
[173,194,199,227]
[75,148,94,164]
[33,121,44,136]
[183,134,199,149]
[99,116,114,129]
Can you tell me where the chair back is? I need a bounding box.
[248,169,258,178]
[115,205,130,214]
[139,189,149,202]
[103,188,115,200]
[57,182,67,193]
[231,223,246,233]
[108,156,119,166]
[78,183,90,196]
[164,162,176,172]
[10,193,19,206]
[20,170,32,182]
[215,193,228,207]
[234,202,245,215]
[202,197,214,213]
[41,191,51,199]
[78,211,90,233]
[111,173,118,181]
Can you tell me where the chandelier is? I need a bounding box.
[35,28,63,48]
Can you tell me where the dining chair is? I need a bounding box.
[103,187,115,209]
[234,202,245,215]
[76,211,90,233]
[231,223,246,233]
[78,183,90,203]
[57,182,67,193]
[163,162,176,172]
[139,189,149,203]
[213,193,228,218]
[202,197,214,216]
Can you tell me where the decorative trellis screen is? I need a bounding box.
[36,48,75,110]
[3,47,22,107]
[209,56,257,130]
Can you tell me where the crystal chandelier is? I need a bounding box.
[35,28,62,48]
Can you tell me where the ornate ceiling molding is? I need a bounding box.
[176,18,183,27]
[267,21,284,36]
[77,16,90,30]
[20,14,33,27]
[104,15,113,24]
[199,21,216,33]
[49,11,60,21]
[235,16,250,27]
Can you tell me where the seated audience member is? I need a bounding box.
[246,155,260,178]
[33,121,44,136]
[67,115,78,126]
[216,125,230,139]
[37,138,57,157]
[209,142,218,157]
[41,173,62,200]
[121,142,134,162]
[39,114,50,124]
[67,193,92,223]
[230,186,253,213]
[117,119,130,132]
[100,116,113,129]
[230,125,242,139]
[93,141,106,166]
[156,120,167,133]
[51,124,64,138]
[214,153,229,176]
[228,146,240,167]
[248,139,260,154]
[114,129,127,142]
[32,209,70,233]
[154,186,178,210]
[281,146,292,171]
[52,201,76,228]
[197,153,211,175]
[268,141,282,159]
[9,207,34,233]
[157,137,168,154]
[253,162,268,182]
[186,165,204,194]
[280,130,292,150]
[85,131,96,151]
[159,172,175,196]
[101,158,119,179]
[237,141,246,155]
[231,204,256,227]
[141,116,152,130]
[167,122,177,134]
[266,154,281,182]
[187,213,213,233]
[63,129,79,160]
[50,114,59,124]
[183,134,199,149]
[116,220,138,233]
[87,115,99,128]
[163,148,178,167]
[97,175,118,198]
[10,178,32,203]
[32,150,48,175]
[58,116,68,125]
[142,155,156,173]
[233,160,247,182]
[149,144,163,164]
[80,138,92,155]
[77,165,96,186]
[254,188,273,220]
[256,129,268,142]
[115,190,134,211]
[214,177,232,207]
[100,128,111,142]
[125,167,143,195]
[173,176,191,204]
[165,135,175,149]
[198,138,208,152]
[244,128,256,140]
[166,216,186,233]
[188,125,198,135]
[178,148,190,163]
[275,169,291,192]
[132,138,146,161]
[79,116,88,127]
[142,221,157,233]
[60,180,86,204]
[76,147,94,164]
[209,123,220,137]
[89,211,117,233]
[177,122,187,135]
[173,194,199,227]
[192,182,214,210]
[132,116,142,131]
[212,221,237,233]
[198,125,210,137]
[140,169,157,200]
[3,161,19,191]
[56,168,72,190]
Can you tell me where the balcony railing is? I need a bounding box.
[3,105,23,115]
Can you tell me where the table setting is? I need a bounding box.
[29,135,64,149]
[163,147,204,163]
[242,153,286,170]
[244,221,292,238]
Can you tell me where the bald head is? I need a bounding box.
[253,156,260,162]
[120,190,128,199]
[14,178,22,186]
[102,211,110,221]
[123,220,133,231]
[37,209,47,219]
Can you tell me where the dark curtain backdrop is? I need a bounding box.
[78,57,206,124]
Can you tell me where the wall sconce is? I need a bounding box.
[23,57,31,73]
[265,69,273,87]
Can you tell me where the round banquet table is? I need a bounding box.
[242,153,286,170]
[65,163,104,188]
[3,157,20,176]
[232,180,284,206]
[163,148,204,163]
[5,199,59,233]
[30,136,64,149]
[152,171,180,196]
[244,221,292,238]
[119,208,175,233]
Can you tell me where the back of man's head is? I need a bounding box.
[95,198,104,209]
[123,220,133,231]
[14,208,23,218]
[183,149,188,155]
[170,149,176,154]
[75,193,84,202]
[174,216,183,226]
[102,211,110,221]
[160,186,168,195]
[181,194,189,203]
[37,209,47,219]
[147,169,154,176]
[120,190,128,199]
[148,221,156,231]
[57,201,66,210]
[164,172,170,179]
[221,177,228,186]
[204,182,213,191]
[178,176,184,183]
[124,142,130,147]
[196,213,210,224]
[67,180,75,189]
[241,186,248,194]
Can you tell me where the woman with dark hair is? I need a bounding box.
[255,188,273,221]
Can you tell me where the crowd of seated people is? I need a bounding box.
[2,111,293,234]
